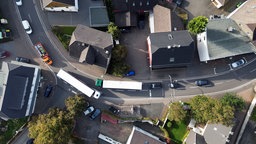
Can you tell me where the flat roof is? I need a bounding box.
[102,80,142,90]
[89,6,109,27]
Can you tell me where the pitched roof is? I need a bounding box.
[42,0,75,7]
[0,62,40,120]
[126,126,166,144]
[153,4,184,33]
[148,30,195,69]
[69,24,113,50]
[203,124,232,144]
[205,19,256,60]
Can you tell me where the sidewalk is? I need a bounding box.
[236,90,256,144]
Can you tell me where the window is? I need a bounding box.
[170,57,175,62]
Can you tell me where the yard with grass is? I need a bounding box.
[164,119,189,144]
[52,26,76,50]
[0,117,28,144]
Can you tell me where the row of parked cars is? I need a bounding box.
[84,105,120,120]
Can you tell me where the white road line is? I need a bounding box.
[149,90,152,97]
[214,82,224,85]
[189,86,198,89]
[250,68,256,73]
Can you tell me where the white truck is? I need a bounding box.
[95,79,142,90]
[57,69,101,99]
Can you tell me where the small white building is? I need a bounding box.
[42,0,78,12]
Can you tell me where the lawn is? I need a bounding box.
[52,26,76,50]
[0,117,28,144]
[165,120,189,144]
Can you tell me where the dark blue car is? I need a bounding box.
[44,85,53,97]
[90,109,101,120]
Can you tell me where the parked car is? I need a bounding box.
[26,138,34,144]
[90,109,101,120]
[16,0,22,6]
[16,57,30,63]
[150,82,162,89]
[125,70,135,76]
[109,106,120,115]
[175,0,183,7]
[84,106,94,116]
[44,85,53,97]
[195,80,209,86]
[0,50,9,58]
[22,20,32,34]
[231,59,245,69]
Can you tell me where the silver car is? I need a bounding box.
[231,59,245,69]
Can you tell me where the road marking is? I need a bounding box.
[189,86,198,89]
[71,90,77,94]
[214,82,223,85]
[149,90,152,97]
[28,14,32,22]
[250,68,256,73]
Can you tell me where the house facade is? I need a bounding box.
[0,61,41,120]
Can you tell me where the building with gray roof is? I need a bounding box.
[69,24,113,70]
[126,126,166,144]
[0,61,41,120]
[197,18,256,62]
[147,30,195,70]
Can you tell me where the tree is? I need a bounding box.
[168,102,187,122]
[190,95,235,125]
[28,108,73,144]
[187,16,208,35]
[220,93,245,111]
[65,95,87,117]
[107,22,120,40]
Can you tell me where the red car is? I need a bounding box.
[0,50,9,58]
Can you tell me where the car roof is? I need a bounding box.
[22,20,29,29]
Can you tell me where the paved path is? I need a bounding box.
[236,94,256,144]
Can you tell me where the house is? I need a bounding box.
[126,126,166,144]
[150,4,184,33]
[42,0,78,12]
[228,0,256,42]
[0,61,41,120]
[211,0,229,8]
[147,30,195,70]
[186,122,237,144]
[69,24,113,70]
[197,18,256,62]
[112,0,160,27]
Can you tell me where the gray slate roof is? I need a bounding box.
[206,19,256,60]
[0,62,40,120]
[69,24,113,50]
[148,30,195,69]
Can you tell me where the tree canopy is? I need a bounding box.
[190,95,234,126]
[28,108,74,144]
[187,16,208,35]
[107,22,120,40]
[168,102,187,122]
[220,93,245,111]
[65,95,87,117]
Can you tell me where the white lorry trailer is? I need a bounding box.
[57,69,101,99]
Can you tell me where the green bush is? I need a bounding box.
[251,107,256,121]
[52,26,75,50]
[167,121,172,128]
